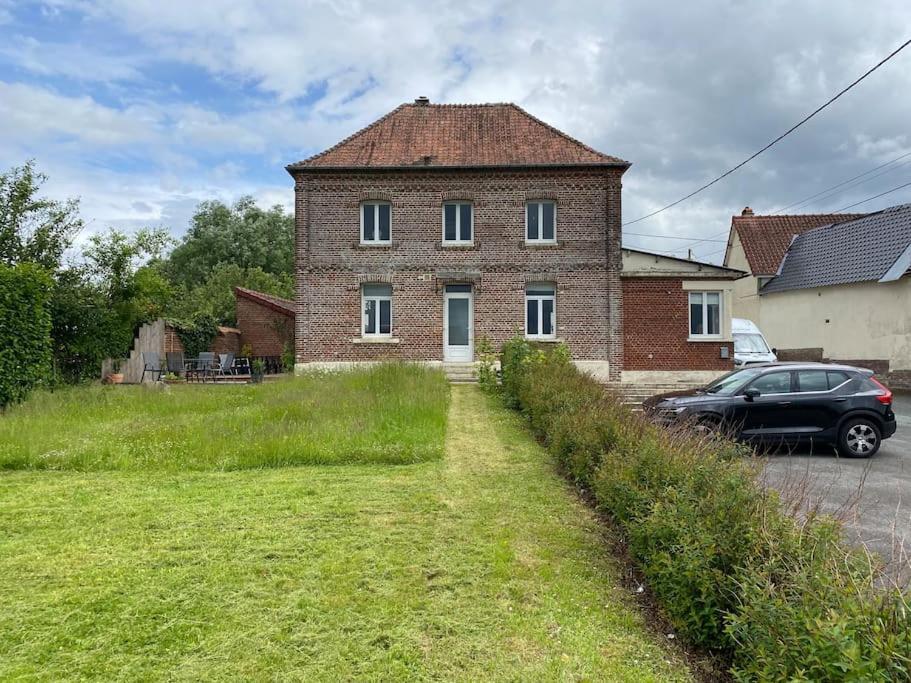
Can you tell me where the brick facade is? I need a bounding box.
[623,277,733,371]
[292,168,625,378]
[235,295,294,357]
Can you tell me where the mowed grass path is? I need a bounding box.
[0,385,691,681]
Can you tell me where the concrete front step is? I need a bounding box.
[443,362,479,383]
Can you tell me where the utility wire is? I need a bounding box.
[770,150,911,213]
[622,36,911,227]
[832,181,911,211]
[622,231,728,242]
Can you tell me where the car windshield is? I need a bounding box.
[734,333,769,353]
[703,367,765,395]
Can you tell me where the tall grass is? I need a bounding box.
[0,364,449,471]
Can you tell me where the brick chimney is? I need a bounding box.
[741,206,754,216]
[414,96,430,105]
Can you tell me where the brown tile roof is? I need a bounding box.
[729,209,866,274]
[287,100,628,171]
[234,287,295,317]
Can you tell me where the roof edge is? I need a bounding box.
[234,286,295,316]
[621,246,747,277]
[286,161,631,175]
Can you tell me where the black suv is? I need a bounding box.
[644,363,897,457]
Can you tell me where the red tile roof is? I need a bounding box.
[729,210,865,274]
[287,101,628,170]
[234,287,295,317]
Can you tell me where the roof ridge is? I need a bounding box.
[507,103,627,164]
[287,103,409,168]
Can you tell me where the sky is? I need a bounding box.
[0,0,909,263]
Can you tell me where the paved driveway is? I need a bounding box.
[760,393,911,576]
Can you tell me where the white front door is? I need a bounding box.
[443,285,473,362]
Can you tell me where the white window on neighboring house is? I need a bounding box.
[525,283,556,338]
[362,284,392,337]
[361,202,391,244]
[443,202,473,244]
[689,291,721,339]
[525,201,556,243]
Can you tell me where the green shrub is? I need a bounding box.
[0,263,52,408]
[475,335,498,392]
[499,339,911,679]
[169,313,218,358]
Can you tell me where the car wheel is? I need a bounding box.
[693,416,722,438]
[837,418,881,458]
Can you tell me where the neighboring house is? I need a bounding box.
[234,287,295,357]
[287,97,739,383]
[724,207,864,322]
[621,248,743,384]
[758,203,911,384]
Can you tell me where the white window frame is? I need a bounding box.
[441,201,473,245]
[360,201,392,245]
[688,290,722,340]
[525,283,556,339]
[525,200,557,244]
[362,285,392,337]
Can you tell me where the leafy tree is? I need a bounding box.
[165,197,293,288]
[0,161,83,271]
[166,262,292,326]
[49,269,130,384]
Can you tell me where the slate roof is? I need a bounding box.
[287,100,628,171]
[234,287,295,317]
[761,203,911,294]
[729,210,865,275]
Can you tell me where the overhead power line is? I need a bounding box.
[622,36,911,227]
[622,230,728,243]
[770,149,911,213]
[832,181,911,211]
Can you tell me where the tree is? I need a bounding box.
[0,161,83,271]
[166,262,292,326]
[164,197,293,289]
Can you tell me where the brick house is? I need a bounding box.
[287,98,741,383]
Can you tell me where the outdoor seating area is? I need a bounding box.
[142,351,257,384]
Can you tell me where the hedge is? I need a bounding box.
[500,336,910,681]
[0,263,53,408]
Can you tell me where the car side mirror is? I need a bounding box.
[743,388,760,401]
[771,348,778,355]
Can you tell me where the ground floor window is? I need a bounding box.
[362,284,392,336]
[525,283,556,338]
[689,291,721,338]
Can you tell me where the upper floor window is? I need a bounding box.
[362,283,392,337]
[526,201,556,243]
[689,291,721,339]
[443,202,473,244]
[361,202,391,244]
[526,282,556,339]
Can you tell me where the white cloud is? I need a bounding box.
[3,0,911,258]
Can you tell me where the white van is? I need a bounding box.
[732,318,777,367]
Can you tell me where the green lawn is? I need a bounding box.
[0,380,691,681]
[0,364,449,470]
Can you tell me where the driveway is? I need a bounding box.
[760,393,911,577]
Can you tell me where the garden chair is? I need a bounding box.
[166,351,185,377]
[212,352,236,380]
[141,352,164,383]
[187,352,216,383]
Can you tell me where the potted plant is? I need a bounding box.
[163,372,183,385]
[251,358,265,384]
[106,359,124,384]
